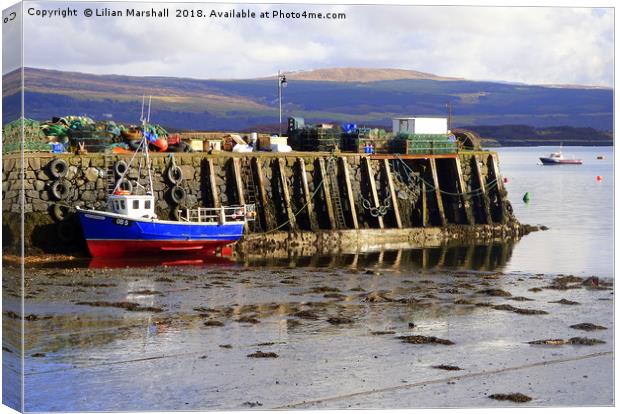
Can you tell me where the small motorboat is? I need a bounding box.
[77,193,254,257]
[77,99,255,258]
[539,150,582,165]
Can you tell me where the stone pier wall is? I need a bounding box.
[1,150,515,253]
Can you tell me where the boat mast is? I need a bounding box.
[141,96,155,196]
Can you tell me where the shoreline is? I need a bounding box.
[4,263,613,410]
[3,222,542,268]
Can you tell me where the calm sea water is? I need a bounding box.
[53,146,613,278]
[495,146,614,278]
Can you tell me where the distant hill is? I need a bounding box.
[256,67,462,82]
[2,67,613,143]
[467,125,613,147]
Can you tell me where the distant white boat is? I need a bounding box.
[539,145,582,165]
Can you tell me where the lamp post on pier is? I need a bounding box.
[277,70,287,137]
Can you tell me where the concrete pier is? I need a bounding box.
[1,150,518,253]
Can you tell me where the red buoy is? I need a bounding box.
[503,177,509,183]
[596,175,603,182]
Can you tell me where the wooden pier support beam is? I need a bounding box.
[317,158,337,230]
[382,159,402,229]
[232,157,245,205]
[489,153,508,223]
[340,156,359,230]
[428,158,447,226]
[207,158,220,209]
[472,155,493,224]
[454,157,475,225]
[362,157,384,229]
[252,157,274,231]
[277,157,297,231]
[298,157,318,231]
[421,180,428,227]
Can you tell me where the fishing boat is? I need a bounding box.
[539,147,582,165]
[77,98,255,258]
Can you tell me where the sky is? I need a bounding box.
[2,0,615,87]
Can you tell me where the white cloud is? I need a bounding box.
[2,3,23,74]
[17,1,614,86]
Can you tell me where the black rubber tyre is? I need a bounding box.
[50,204,71,222]
[56,221,76,243]
[167,165,183,184]
[170,185,187,204]
[117,178,133,193]
[48,159,68,179]
[114,160,128,177]
[50,180,70,200]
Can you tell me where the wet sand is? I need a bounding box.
[2,260,614,411]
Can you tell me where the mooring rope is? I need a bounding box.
[256,156,338,234]
[393,154,500,197]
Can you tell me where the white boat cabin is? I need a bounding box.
[107,194,156,219]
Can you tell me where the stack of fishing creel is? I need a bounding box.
[2,117,48,154]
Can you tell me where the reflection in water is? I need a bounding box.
[240,242,516,271]
[87,252,235,269]
[82,242,516,272]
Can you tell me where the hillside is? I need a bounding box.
[467,125,613,147]
[256,68,462,82]
[2,67,613,141]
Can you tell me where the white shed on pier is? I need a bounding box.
[392,117,448,135]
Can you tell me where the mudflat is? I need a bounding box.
[2,261,613,411]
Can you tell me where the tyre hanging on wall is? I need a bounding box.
[50,203,71,222]
[50,179,70,200]
[48,159,68,179]
[167,165,183,184]
[115,178,133,193]
[114,160,128,177]
[170,185,187,204]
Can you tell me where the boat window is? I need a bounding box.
[120,200,126,210]
[145,200,151,209]
[114,201,119,211]
[133,200,139,209]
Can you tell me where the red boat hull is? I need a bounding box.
[86,239,236,257]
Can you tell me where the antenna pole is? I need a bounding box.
[144,95,154,194]
[140,94,145,122]
[147,96,152,123]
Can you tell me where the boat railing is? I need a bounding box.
[179,204,256,224]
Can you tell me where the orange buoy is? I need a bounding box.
[154,138,168,152]
[596,175,603,182]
